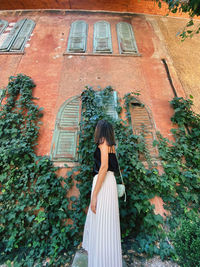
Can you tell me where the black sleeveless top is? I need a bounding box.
[93,145,119,175]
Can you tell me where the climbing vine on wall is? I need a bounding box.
[0,74,199,266]
[0,74,77,266]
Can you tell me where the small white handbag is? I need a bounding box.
[115,150,127,202]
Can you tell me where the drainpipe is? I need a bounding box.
[161,58,191,134]
[161,58,178,97]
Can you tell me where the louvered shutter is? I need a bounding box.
[0,20,8,35]
[0,19,35,52]
[130,103,157,158]
[96,91,118,120]
[94,21,112,53]
[0,19,25,51]
[117,22,138,54]
[105,91,118,119]
[10,19,35,51]
[67,21,87,53]
[52,97,80,161]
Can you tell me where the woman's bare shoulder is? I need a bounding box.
[98,140,116,153]
[98,139,109,151]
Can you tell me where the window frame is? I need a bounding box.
[50,91,118,163]
[116,22,139,55]
[50,95,81,163]
[93,20,112,54]
[66,20,88,53]
[0,18,35,53]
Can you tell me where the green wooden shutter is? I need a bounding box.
[93,21,112,53]
[116,22,138,54]
[0,19,25,52]
[95,91,118,120]
[51,96,80,161]
[67,20,88,53]
[10,19,35,52]
[105,91,118,119]
[0,20,8,35]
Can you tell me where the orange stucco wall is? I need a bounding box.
[0,10,187,217]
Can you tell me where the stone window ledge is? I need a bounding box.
[53,161,80,168]
[0,51,25,55]
[63,52,142,57]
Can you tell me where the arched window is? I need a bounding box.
[129,98,157,160]
[0,20,8,35]
[51,96,81,162]
[67,20,88,53]
[116,22,138,54]
[0,18,35,52]
[51,91,118,162]
[93,21,112,53]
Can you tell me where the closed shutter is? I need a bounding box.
[52,97,80,161]
[0,19,25,51]
[94,21,112,53]
[130,102,157,158]
[10,19,35,51]
[96,91,118,120]
[0,20,8,35]
[67,20,87,53]
[0,19,35,52]
[117,22,138,54]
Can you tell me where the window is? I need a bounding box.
[0,18,35,53]
[0,20,8,35]
[116,22,138,54]
[51,91,118,162]
[96,90,118,119]
[129,99,157,159]
[67,20,88,53]
[93,21,112,53]
[51,96,81,162]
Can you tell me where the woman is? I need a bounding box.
[82,120,123,267]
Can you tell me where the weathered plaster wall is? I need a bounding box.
[0,10,188,216]
[155,17,200,113]
[150,15,200,113]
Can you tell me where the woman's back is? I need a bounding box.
[93,145,119,175]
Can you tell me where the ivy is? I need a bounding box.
[0,74,199,266]
[0,74,77,266]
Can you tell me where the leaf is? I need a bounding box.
[70,196,77,202]
[135,203,143,213]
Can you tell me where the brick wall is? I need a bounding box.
[0,10,188,216]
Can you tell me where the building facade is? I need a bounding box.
[0,7,199,216]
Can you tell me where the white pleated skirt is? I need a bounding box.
[82,171,123,267]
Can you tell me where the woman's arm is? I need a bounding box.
[91,140,108,214]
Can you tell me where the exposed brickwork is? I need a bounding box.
[130,103,158,160]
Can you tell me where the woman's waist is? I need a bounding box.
[94,170,115,178]
[94,169,115,174]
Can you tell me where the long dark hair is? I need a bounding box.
[94,120,116,146]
